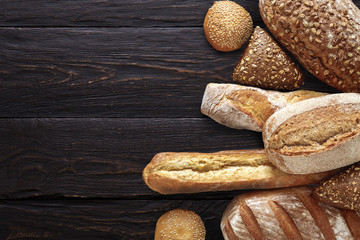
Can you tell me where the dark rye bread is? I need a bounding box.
[312,163,360,211]
[221,187,360,240]
[263,93,360,174]
[259,0,360,93]
[233,26,304,90]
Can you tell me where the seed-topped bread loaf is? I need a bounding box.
[233,26,304,90]
[259,0,360,92]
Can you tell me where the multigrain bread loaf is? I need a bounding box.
[221,186,360,240]
[312,163,360,211]
[142,149,339,194]
[259,0,360,93]
[201,83,326,132]
[263,93,360,174]
[233,26,304,90]
[203,0,253,52]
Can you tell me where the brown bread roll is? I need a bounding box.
[263,93,360,174]
[203,0,253,52]
[312,163,360,211]
[233,26,304,90]
[259,0,360,93]
[155,209,206,240]
[143,149,339,195]
[201,83,326,132]
[221,186,360,240]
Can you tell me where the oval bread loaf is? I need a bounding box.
[221,186,360,240]
[259,0,360,93]
[263,93,360,174]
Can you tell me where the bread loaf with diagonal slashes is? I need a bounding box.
[221,186,360,240]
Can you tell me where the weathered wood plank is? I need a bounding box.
[0,27,337,117]
[0,0,262,27]
[0,118,262,199]
[0,199,230,239]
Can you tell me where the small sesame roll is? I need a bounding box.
[154,209,206,240]
[203,0,253,52]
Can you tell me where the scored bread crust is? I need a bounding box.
[259,0,360,93]
[142,149,339,194]
[201,83,326,132]
[263,93,360,174]
[221,186,360,240]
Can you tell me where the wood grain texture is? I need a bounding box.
[0,199,229,240]
[0,27,338,117]
[0,118,262,199]
[0,0,261,27]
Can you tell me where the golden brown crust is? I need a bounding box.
[142,149,340,194]
[263,93,360,174]
[201,83,327,132]
[154,209,206,240]
[233,26,304,90]
[259,0,360,92]
[203,1,253,52]
[226,88,276,128]
[312,163,360,211]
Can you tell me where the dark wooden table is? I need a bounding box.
[1,0,359,239]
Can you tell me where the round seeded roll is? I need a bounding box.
[154,209,206,240]
[203,1,253,52]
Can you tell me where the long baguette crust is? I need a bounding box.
[221,186,360,240]
[259,0,360,93]
[263,93,360,174]
[142,149,339,194]
[201,83,326,132]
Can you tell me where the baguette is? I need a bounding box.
[263,93,360,174]
[142,149,339,195]
[201,83,326,132]
[221,186,360,240]
[259,0,360,93]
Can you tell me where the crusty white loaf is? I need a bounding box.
[263,93,360,174]
[142,149,339,194]
[221,186,360,240]
[201,83,326,132]
[259,0,360,93]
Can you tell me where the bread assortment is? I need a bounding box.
[233,26,304,90]
[143,149,338,194]
[221,186,360,240]
[312,163,360,211]
[259,0,360,93]
[263,93,360,174]
[154,209,206,240]
[201,83,326,132]
[203,0,253,52]
[149,1,360,238]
